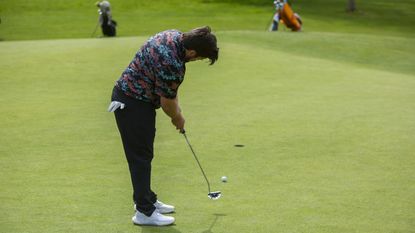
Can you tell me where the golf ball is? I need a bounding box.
[221,176,227,183]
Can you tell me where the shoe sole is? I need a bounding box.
[132,217,175,226]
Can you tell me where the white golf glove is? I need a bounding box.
[107,101,125,112]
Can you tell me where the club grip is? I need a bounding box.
[180,129,186,134]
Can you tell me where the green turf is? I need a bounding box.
[1,0,415,232]
[1,0,414,41]
[1,29,414,232]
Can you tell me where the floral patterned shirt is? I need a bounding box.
[115,30,186,108]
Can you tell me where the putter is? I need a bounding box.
[180,129,221,200]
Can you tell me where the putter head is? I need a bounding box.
[208,191,221,200]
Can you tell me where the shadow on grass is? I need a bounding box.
[140,225,183,233]
[201,213,227,233]
[135,213,226,233]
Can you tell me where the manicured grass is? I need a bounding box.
[1,0,414,41]
[1,30,414,232]
[0,0,271,41]
[1,0,415,232]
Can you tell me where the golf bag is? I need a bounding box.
[96,1,117,37]
[270,0,302,32]
[101,14,117,37]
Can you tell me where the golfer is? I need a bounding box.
[108,26,219,226]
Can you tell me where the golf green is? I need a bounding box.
[1,30,414,232]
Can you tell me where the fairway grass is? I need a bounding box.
[1,32,414,232]
[1,0,414,41]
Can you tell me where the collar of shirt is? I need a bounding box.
[178,34,186,62]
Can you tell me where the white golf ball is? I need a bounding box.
[221,176,228,183]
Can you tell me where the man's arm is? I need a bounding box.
[160,96,185,131]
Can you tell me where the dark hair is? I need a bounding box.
[183,26,219,65]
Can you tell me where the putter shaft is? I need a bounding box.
[182,132,211,193]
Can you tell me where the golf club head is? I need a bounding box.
[208,191,221,200]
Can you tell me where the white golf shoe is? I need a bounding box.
[132,210,175,226]
[154,200,175,214]
[134,200,175,214]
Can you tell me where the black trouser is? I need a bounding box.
[111,86,157,216]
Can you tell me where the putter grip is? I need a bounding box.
[180,129,186,134]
